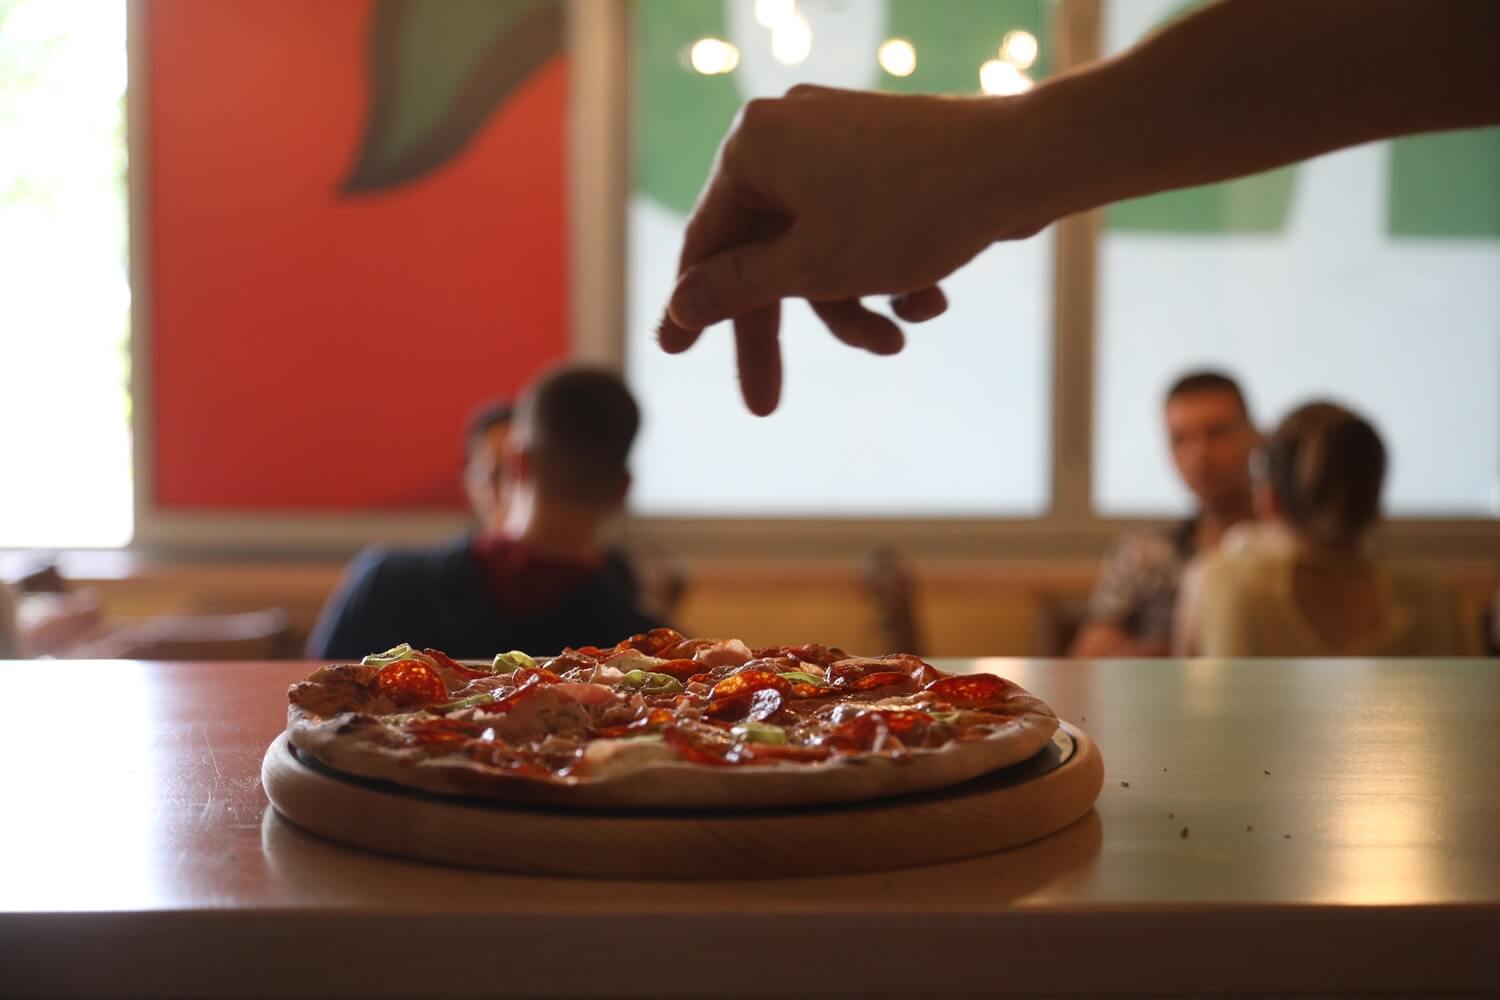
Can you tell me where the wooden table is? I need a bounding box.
[2,658,1496,998]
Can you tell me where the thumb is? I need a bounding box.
[666,236,796,331]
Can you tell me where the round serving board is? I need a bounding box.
[262,722,1103,879]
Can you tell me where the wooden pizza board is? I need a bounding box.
[261,722,1103,878]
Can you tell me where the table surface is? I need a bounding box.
[2,657,1497,998]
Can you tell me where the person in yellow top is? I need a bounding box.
[1195,403,1471,657]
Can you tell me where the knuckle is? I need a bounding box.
[736,97,777,133]
[723,249,751,291]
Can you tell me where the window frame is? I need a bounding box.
[588,0,1499,563]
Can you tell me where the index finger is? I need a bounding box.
[657,168,758,353]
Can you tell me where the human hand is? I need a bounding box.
[658,85,1042,415]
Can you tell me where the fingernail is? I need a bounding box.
[669,278,713,330]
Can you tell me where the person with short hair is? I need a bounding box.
[307,367,667,660]
[461,399,516,535]
[1197,402,1470,656]
[1070,371,1258,657]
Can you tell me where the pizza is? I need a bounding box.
[287,628,1059,809]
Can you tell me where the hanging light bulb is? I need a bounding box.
[980,59,1033,96]
[999,30,1039,70]
[689,38,740,76]
[754,0,796,30]
[770,10,813,66]
[877,38,917,78]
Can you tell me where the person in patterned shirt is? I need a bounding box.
[1069,372,1259,657]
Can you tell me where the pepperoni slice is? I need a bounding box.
[848,670,911,692]
[826,662,862,687]
[549,651,601,674]
[705,670,793,721]
[594,707,674,738]
[661,726,733,766]
[422,647,491,680]
[404,716,483,749]
[871,653,942,685]
[512,665,565,686]
[902,657,945,687]
[648,658,704,682]
[617,628,687,657]
[664,725,831,767]
[827,655,930,689]
[709,670,793,700]
[876,709,934,737]
[478,676,545,715]
[923,673,1015,708]
[660,637,714,659]
[822,712,892,753]
[374,659,447,707]
[820,710,932,751]
[751,644,848,667]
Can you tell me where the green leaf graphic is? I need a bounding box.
[1388,128,1500,238]
[342,0,563,194]
[1107,166,1298,235]
[1103,1,1499,237]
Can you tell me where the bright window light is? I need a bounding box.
[0,1,132,547]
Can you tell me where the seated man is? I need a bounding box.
[1197,402,1470,656]
[460,398,517,536]
[462,397,642,604]
[307,367,668,660]
[1070,371,1258,657]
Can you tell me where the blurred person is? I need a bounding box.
[308,368,668,660]
[1197,402,1470,656]
[462,399,516,534]
[0,583,18,658]
[0,575,107,658]
[1071,372,1258,657]
[1172,516,1292,657]
[463,396,644,605]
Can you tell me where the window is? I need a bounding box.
[625,0,1054,516]
[1093,0,1500,518]
[0,0,131,547]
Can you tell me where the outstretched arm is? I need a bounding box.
[660,0,1500,415]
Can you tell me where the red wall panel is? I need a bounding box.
[147,0,568,510]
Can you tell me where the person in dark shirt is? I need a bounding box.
[307,367,667,660]
[462,398,640,602]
